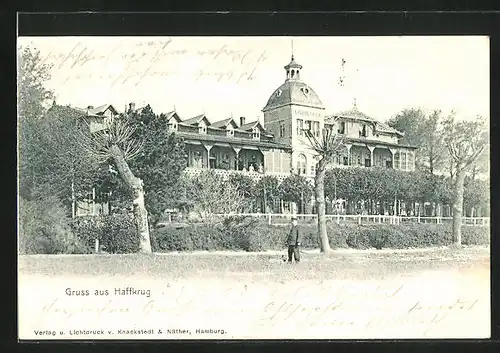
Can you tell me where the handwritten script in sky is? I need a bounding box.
[36,38,269,90]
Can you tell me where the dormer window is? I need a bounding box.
[227,127,234,136]
[276,89,283,97]
[199,125,207,134]
[167,119,178,131]
[252,127,260,139]
[301,87,310,95]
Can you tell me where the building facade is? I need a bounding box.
[178,54,417,181]
[57,54,417,217]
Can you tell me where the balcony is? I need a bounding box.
[183,167,291,181]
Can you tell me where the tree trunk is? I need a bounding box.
[452,169,467,246]
[315,158,331,253]
[71,180,76,218]
[109,145,152,253]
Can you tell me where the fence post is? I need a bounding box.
[336,214,340,225]
[268,213,272,225]
[94,238,99,254]
[379,215,382,224]
[358,215,362,225]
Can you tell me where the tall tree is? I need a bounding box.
[388,108,446,174]
[125,106,188,226]
[255,175,281,213]
[304,123,346,253]
[18,46,55,199]
[227,173,256,212]
[278,174,313,213]
[442,114,489,246]
[78,116,152,253]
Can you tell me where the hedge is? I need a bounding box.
[71,214,140,254]
[152,216,490,252]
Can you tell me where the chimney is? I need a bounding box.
[240,116,246,127]
[128,102,136,112]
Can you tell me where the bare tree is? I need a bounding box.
[78,117,152,253]
[442,114,489,246]
[185,171,248,221]
[304,122,346,253]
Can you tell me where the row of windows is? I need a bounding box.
[297,119,320,137]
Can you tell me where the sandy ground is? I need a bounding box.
[18,246,490,340]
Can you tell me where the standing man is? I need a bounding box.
[286,216,302,263]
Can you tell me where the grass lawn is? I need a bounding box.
[18,246,490,340]
[18,246,490,281]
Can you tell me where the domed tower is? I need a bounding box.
[262,54,325,177]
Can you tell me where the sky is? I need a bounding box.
[18,36,489,124]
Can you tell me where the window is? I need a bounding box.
[408,152,415,171]
[297,154,307,175]
[305,120,312,132]
[401,152,407,171]
[359,125,367,137]
[296,119,304,136]
[252,127,260,139]
[314,121,320,137]
[310,164,315,175]
[280,123,286,137]
[338,121,346,134]
[394,152,400,169]
[343,156,349,166]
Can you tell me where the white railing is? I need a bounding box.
[206,213,490,227]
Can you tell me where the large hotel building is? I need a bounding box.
[50,55,417,216]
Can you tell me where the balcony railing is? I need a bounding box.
[183,167,290,181]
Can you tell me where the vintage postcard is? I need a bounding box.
[17,35,490,340]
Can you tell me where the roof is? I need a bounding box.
[346,137,418,150]
[182,114,210,126]
[211,117,238,129]
[47,104,117,119]
[284,55,302,70]
[262,80,324,112]
[175,131,292,151]
[328,106,405,137]
[238,120,264,131]
[163,111,182,122]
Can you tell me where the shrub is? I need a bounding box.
[151,217,490,252]
[71,214,139,254]
[18,197,90,254]
[462,226,490,245]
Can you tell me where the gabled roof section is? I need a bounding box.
[328,106,405,137]
[211,117,238,129]
[48,104,116,119]
[238,120,265,132]
[182,114,210,126]
[164,111,182,123]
